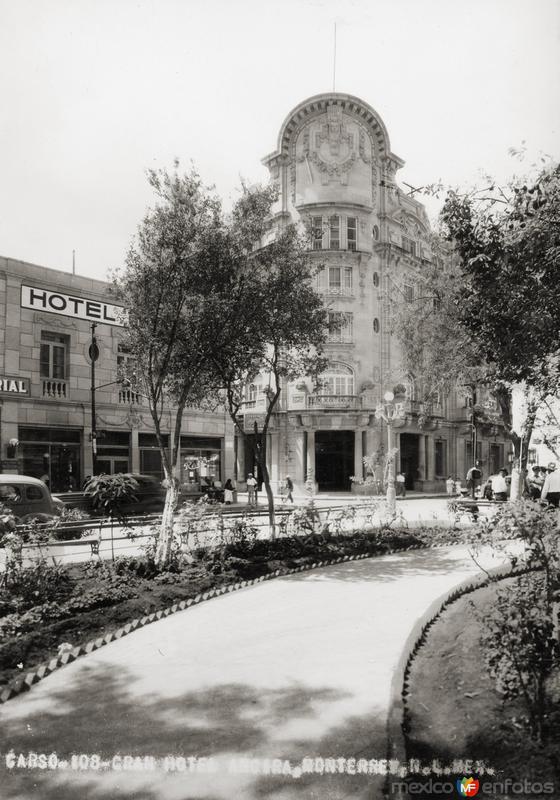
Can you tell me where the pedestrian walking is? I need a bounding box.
[284,475,294,503]
[246,473,257,506]
[541,463,560,507]
[396,471,406,497]
[466,462,483,499]
[224,478,234,505]
[446,475,456,496]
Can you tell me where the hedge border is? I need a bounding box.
[385,558,535,793]
[0,534,478,705]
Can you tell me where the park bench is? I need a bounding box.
[450,496,506,521]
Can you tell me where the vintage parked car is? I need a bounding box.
[0,474,65,524]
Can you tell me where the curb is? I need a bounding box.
[385,560,535,794]
[0,534,481,705]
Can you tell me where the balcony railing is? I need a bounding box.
[318,285,354,298]
[118,388,142,405]
[42,379,67,399]
[325,334,354,344]
[307,394,360,410]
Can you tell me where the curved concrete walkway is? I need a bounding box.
[0,543,517,800]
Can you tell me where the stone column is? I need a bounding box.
[236,434,245,485]
[269,432,280,491]
[418,433,426,480]
[354,429,363,480]
[306,429,315,481]
[223,429,235,484]
[130,428,140,473]
[426,435,435,482]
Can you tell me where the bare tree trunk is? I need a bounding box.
[155,475,179,566]
[260,460,276,541]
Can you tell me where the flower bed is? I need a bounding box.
[0,524,469,693]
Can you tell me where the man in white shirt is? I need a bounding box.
[541,463,560,507]
[246,473,258,506]
[490,469,508,501]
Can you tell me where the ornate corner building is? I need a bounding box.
[237,93,510,493]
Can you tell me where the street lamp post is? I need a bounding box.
[374,390,405,514]
[89,324,100,475]
[89,323,131,476]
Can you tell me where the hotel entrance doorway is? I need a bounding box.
[314,430,354,492]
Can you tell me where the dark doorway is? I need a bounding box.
[400,433,419,490]
[315,430,354,492]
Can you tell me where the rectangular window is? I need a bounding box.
[322,266,353,295]
[402,236,417,257]
[435,440,447,477]
[311,216,323,250]
[329,215,340,250]
[347,217,357,251]
[117,343,136,384]
[328,266,341,290]
[40,332,67,379]
[404,284,414,303]
[327,311,353,343]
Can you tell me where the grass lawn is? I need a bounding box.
[403,576,560,794]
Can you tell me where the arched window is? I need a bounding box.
[320,363,354,396]
[373,318,380,333]
[373,272,379,287]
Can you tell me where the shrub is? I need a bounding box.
[83,474,139,521]
[3,561,75,610]
[477,573,559,743]
[473,499,560,743]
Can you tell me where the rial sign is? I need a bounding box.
[21,285,127,327]
[0,377,30,396]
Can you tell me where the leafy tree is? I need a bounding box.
[115,169,327,561]
[395,163,560,492]
[210,184,329,537]
[113,165,228,566]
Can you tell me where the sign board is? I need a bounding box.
[21,285,127,327]
[0,376,30,396]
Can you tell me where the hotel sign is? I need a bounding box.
[0,376,30,396]
[21,285,127,327]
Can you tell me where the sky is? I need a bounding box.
[1,0,559,281]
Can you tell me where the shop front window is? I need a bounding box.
[19,427,81,492]
[180,436,222,486]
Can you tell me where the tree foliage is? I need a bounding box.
[114,167,328,560]
[394,162,560,473]
[441,162,560,392]
[114,165,232,565]
[210,184,329,535]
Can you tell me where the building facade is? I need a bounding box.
[0,257,234,492]
[240,93,509,492]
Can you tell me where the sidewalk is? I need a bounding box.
[0,541,517,800]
